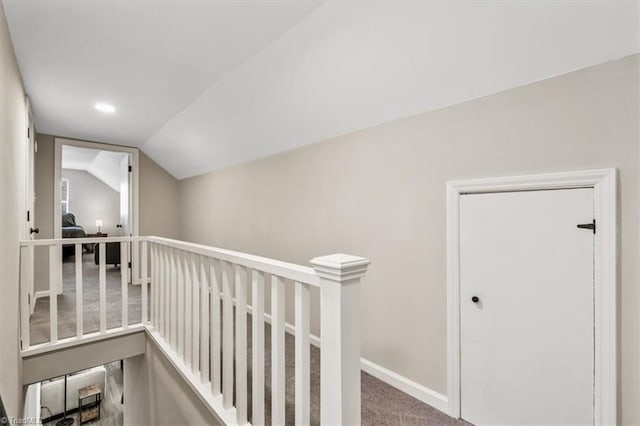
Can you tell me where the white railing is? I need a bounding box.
[19,236,145,353]
[19,236,369,425]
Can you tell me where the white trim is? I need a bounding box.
[33,290,50,310]
[361,358,449,414]
[28,287,450,418]
[145,327,236,426]
[446,168,617,424]
[21,323,145,358]
[54,137,140,289]
[250,300,450,415]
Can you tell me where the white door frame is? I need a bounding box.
[446,168,617,425]
[53,138,140,290]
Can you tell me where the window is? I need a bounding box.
[61,178,69,215]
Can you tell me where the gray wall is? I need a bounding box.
[178,55,639,423]
[124,340,222,426]
[0,2,26,416]
[139,151,181,238]
[62,169,120,236]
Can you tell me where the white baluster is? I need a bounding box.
[121,241,128,329]
[184,252,192,369]
[252,270,265,426]
[200,257,210,384]
[191,253,200,373]
[159,246,166,337]
[311,254,370,426]
[235,264,248,424]
[177,250,185,358]
[164,247,171,338]
[151,244,158,327]
[222,260,234,409]
[132,239,139,286]
[49,245,58,343]
[155,244,161,330]
[210,259,222,396]
[99,242,107,333]
[20,246,31,350]
[169,248,178,350]
[295,281,311,425]
[271,275,286,425]
[75,243,83,337]
[141,241,148,324]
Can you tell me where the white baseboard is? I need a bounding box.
[251,303,449,415]
[237,297,449,415]
[34,290,50,302]
[32,290,50,315]
[360,358,449,414]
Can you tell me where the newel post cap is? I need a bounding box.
[310,253,370,282]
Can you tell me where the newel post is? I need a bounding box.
[311,254,370,426]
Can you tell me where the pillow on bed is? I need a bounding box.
[62,213,77,227]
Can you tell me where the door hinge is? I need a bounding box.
[128,165,132,172]
[28,294,30,306]
[27,127,30,138]
[577,219,596,234]
[26,210,30,222]
[128,262,132,269]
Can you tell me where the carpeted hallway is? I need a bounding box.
[255,320,468,426]
[30,253,467,425]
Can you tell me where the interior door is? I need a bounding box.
[459,188,594,425]
[119,155,132,282]
[25,102,36,313]
[119,155,131,237]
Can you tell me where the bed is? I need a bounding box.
[62,213,86,239]
[62,213,87,258]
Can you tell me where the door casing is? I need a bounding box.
[53,137,140,291]
[446,169,617,425]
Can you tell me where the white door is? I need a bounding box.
[25,102,36,313]
[459,188,594,425]
[119,155,133,282]
[119,155,131,237]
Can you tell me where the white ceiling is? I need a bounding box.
[62,145,128,192]
[4,1,639,179]
[2,1,321,145]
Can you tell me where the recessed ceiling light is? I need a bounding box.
[94,102,116,113]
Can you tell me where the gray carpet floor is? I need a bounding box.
[30,253,141,346]
[254,320,468,426]
[31,254,467,425]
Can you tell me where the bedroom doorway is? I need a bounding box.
[53,138,139,293]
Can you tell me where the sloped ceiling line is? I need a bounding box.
[5,1,640,180]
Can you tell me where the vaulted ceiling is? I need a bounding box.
[62,145,128,192]
[3,1,639,179]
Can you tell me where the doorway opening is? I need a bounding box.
[53,138,139,292]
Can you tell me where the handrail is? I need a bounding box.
[147,236,320,287]
[19,235,369,425]
[19,236,141,246]
[20,236,320,287]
